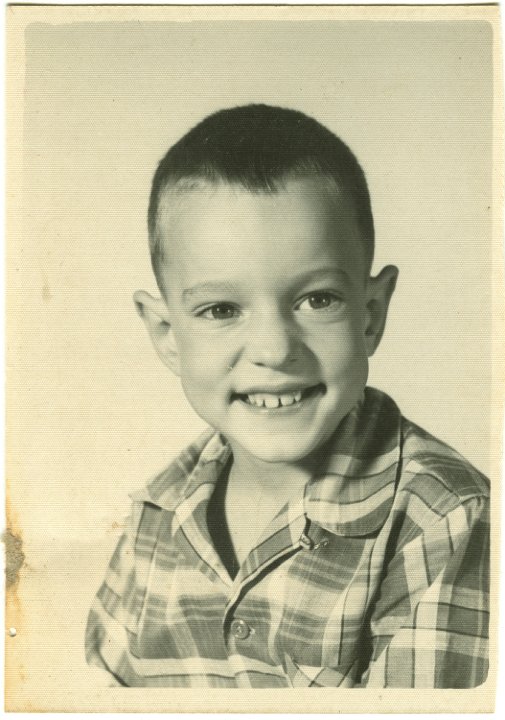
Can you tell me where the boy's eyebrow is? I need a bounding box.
[182,282,240,302]
[182,269,351,303]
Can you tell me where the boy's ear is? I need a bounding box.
[364,265,399,357]
[133,290,181,376]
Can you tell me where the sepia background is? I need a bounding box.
[6,5,498,712]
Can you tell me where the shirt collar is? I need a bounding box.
[303,387,402,536]
[129,427,231,511]
[130,387,402,538]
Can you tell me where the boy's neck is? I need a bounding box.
[223,445,315,568]
[227,441,320,499]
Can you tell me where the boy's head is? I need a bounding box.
[148,104,375,293]
[135,105,398,465]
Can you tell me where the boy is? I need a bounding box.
[86,104,489,688]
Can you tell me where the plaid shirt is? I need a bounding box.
[85,387,489,688]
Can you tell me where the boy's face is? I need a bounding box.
[138,178,397,465]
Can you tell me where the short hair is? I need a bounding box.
[148,104,374,290]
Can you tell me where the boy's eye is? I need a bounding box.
[297,292,342,311]
[199,303,239,320]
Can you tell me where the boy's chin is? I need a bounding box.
[229,433,330,465]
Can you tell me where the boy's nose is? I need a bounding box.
[244,310,299,369]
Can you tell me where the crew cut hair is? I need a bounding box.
[148,104,374,289]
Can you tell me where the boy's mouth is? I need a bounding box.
[233,384,325,409]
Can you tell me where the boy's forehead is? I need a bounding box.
[157,177,366,277]
[158,176,359,236]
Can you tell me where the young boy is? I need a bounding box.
[85,105,489,688]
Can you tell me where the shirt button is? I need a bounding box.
[230,618,251,640]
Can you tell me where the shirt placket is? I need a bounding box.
[221,497,309,678]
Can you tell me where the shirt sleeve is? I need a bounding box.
[85,508,143,686]
[362,494,490,688]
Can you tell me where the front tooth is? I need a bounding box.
[264,394,280,409]
[293,390,302,403]
[280,394,295,407]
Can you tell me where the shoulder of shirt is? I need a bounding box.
[397,416,490,519]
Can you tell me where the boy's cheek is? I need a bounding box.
[178,357,229,400]
[328,344,369,398]
[179,349,231,383]
[313,329,367,370]
[174,331,228,369]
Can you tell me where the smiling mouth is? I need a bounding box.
[233,384,325,409]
